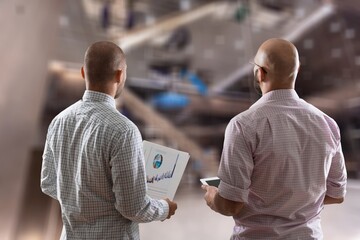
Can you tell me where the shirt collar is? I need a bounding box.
[250,89,299,109]
[82,90,116,108]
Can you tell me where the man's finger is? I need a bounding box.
[201,185,208,190]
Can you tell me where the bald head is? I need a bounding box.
[254,38,300,83]
[84,41,126,85]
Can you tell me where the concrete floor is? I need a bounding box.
[140,179,360,240]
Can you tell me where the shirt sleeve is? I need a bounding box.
[218,118,254,203]
[110,127,169,222]
[326,140,347,198]
[40,136,58,200]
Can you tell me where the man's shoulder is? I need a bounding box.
[229,108,260,131]
[231,97,338,127]
[91,104,140,136]
[299,99,337,122]
[107,112,138,132]
[231,103,265,123]
[49,101,138,133]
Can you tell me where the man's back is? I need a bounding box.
[41,91,168,239]
[218,90,347,239]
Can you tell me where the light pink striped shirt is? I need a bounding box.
[218,89,347,240]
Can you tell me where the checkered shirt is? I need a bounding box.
[41,90,169,240]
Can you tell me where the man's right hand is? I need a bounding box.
[164,198,177,219]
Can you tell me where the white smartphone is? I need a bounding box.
[200,177,220,187]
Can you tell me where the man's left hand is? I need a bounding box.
[202,185,218,211]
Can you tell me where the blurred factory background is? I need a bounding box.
[1,0,360,239]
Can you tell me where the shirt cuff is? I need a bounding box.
[158,199,169,221]
[326,182,347,199]
[218,180,249,203]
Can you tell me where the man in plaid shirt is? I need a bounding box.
[41,41,177,239]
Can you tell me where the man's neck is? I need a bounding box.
[86,84,115,98]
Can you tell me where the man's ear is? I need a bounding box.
[115,69,122,84]
[258,67,266,83]
[81,66,85,79]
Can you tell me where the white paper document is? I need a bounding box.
[143,140,190,200]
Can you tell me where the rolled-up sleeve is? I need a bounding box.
[110,127,169,222]
[326,141,347,198]
[218,119,254,203]
[41,137,58,200]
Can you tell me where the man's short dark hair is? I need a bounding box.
[84,41,126,84]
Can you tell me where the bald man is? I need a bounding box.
[41,41,177,239]
[202,38,347,239]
